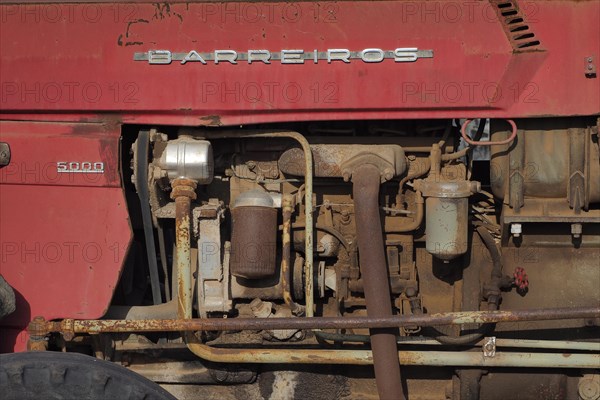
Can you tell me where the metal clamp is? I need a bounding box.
[483,336,497,357]
[461,119,517,146]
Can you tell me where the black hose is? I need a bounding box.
[476,225,504,307]
[314,331,438,344]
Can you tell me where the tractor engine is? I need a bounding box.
[83,118,597,399]
[0,0,599,398]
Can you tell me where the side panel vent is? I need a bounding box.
[492,1,542,51]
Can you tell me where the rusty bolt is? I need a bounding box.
[171,178,198,200]
[27,316,48,337]
[588,57,593,63]
[246,160,257,170]
[27,316,49,352]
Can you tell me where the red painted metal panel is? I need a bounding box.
[0,1,598,126]
[0,121,131,352]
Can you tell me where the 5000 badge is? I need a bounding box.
[57,161,105,174]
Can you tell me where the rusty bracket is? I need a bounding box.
[483,337,497,358]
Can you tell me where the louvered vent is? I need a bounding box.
[493,1,541,50]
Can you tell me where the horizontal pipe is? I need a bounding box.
[315,332,600,351]
[185,343,598,368]
[48,306,600,334]
[493,338,600,352]
[115,338,600,353]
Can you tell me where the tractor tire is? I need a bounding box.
[0,351,177,400]
[0,275,16,319]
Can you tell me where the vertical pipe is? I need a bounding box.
[171,178,197,320]
[282,194,305,316]
[353,164,405,400]
[175,196,192,319]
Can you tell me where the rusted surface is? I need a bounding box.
[490,119,600,203]
[172,179,197,320]
[198,130,315,316]
[26,316,48,351]
[385,191,424,233]
[278,144,406,180]
[42,306,600,335]
[230,206,277,279]
[185,344,600,368]
[281,195,304,315]
[352,164,405,400]
[171,178,198,201]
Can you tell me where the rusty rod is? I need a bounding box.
[386,190,424,233]
[352,164,405,400]
[281,194,305,316]
[182,344,600,368]
[171,179,197,320]
[46,307,600,334]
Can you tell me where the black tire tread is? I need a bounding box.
[0,351,177,400]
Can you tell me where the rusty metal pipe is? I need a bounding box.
[183,344,599,368]
[281,194,305,316]
[47,307,600,334]
[176,195,192,320]
[352,164,405,400]
[170,178,208,352]
[386,190,424,233]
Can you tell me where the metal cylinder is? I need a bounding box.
[230,190,277,279]
[425,197,469,260]
[415,180,480,261]
[159,138,213,184]
[352,164,405,400]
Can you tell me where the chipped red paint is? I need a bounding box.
[0,0,598,353]
[0,121,131,352]
[0,1,598,125]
